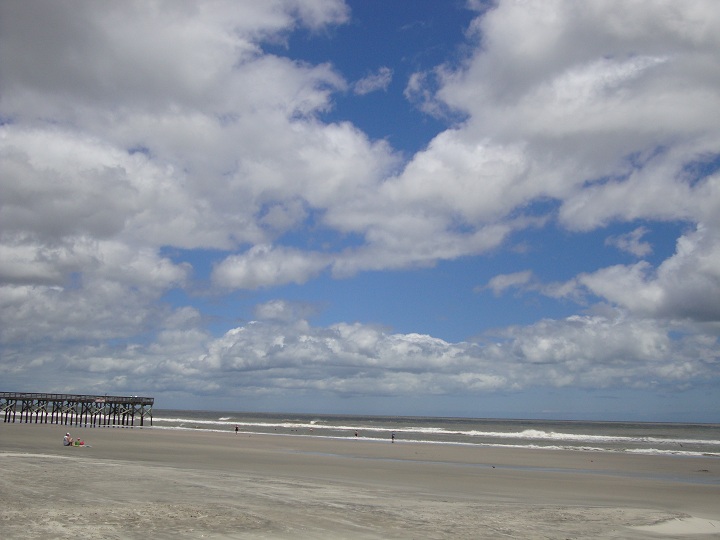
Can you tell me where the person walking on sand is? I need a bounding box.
[63,432,73,446]
[235,425,239,435]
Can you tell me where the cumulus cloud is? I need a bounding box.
[329,0,720,282]
[578,223,720,322]
[430,2,717,228]
[4,0,718,289]
[394,0,720,326]
[4,306,714,400]
[0,241,189,344]
[0,0,389,339]
[482,270,534,296]
[212,245,330,289]
[487,313,714,388]
[254,299,318,322]
[605,227,653,257]
[353,66,393,95]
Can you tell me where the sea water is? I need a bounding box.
[150,410,720,458]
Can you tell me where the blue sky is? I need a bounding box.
[1,0,719,422]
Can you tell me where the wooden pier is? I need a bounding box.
[1,392,154,427]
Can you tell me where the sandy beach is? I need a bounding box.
[1,422,718,539]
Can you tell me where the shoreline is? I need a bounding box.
[150,424,720,459]
[1,422,719,538]
[150,410,720,459]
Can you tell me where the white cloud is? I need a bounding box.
[254,299,318,322]
[483,270,534,296]
[417,0,720,229]
[557,140,720,231]
[606,226,652,257]
[4,306,714,399]
[212,245,330,289]
[0,240,189,344]
[404,70,449,118]
[353,66,393,95]
[578,223,720,322]
[3,0,718,288]
[0,1,395,289]
[394,0,720,326]
[492,313,697,388]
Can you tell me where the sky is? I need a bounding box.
[1,0,719,422]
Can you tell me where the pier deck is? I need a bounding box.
[1,392,153,427]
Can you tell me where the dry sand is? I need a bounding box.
[1,422,718,539]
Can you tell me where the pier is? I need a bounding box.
[0,392,154,427]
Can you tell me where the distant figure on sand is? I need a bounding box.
[235,425,239,435]
[392,432,395,443]
[355,430,358,437]
[63,433,73,446]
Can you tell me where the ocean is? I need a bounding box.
[151,410,720,458]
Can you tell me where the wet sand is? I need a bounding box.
[1,422,718,539]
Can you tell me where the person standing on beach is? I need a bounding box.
[235,425,239,435]
[391,432,395,443]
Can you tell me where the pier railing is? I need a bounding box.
[0,392,154,427]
